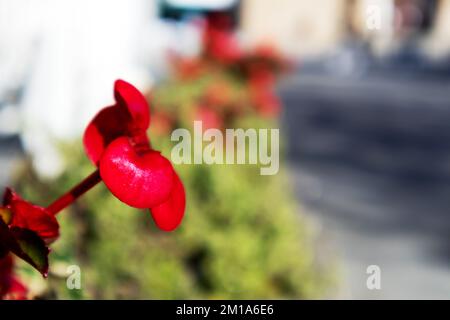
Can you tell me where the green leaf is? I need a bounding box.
[9,227,50,277]
[0,218,49,277]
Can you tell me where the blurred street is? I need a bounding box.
[280,66,450,299]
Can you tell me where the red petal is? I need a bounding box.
[84,80,151,164]
[10,201,59,241]
[83,106,130,164]
[0,255,14,298]
[99,137,174,208]
[2,189,59,242]
[0,254,13,277]
[114,80,150,130]
[3,188,19,206]
[150,171,186,232]
[6,277,28,300]
[0,255,28,300]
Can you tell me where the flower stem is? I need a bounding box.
[46,169,102,215]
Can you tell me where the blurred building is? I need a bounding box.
[241,0,450,58]
[0,0,158,177]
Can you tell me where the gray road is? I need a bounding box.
[280,72,450,299]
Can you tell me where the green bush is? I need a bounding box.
[12,54,335,299]
[13,137,334,299]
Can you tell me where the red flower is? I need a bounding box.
[150,111,175,136]
[0,188,57,276]
[0,79,187,284]
[2,188,59,242]
[203,14,242,64]
[204,82,232,107]
[83,80,186,231]
[247,69,280,117]
[169,53,205,80]
[250,87,281,117]
[0,255,27,300]
[193,105,223,130]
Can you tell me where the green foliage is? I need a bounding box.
[14,137,334,299]
[13,58,335,299]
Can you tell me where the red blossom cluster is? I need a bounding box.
[163,13,290,132]
[0,255,27,300]
[0,80,185,299]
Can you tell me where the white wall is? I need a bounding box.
[0,0,157,176]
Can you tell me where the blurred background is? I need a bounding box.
[1,0,450,299]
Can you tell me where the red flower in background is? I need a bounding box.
[193,105,223,130]
[244,45,290,73]
[247,67,281,117]
[204,81,233,107]
[84,80,186,231]
[202,16,288,119]
[249,87,281,117]
[239,45,290,118]
[169,53,205,80]
[150,111,176,136]
[0,255,27,300]
[167,13,289,121]
[203,14,242,64]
